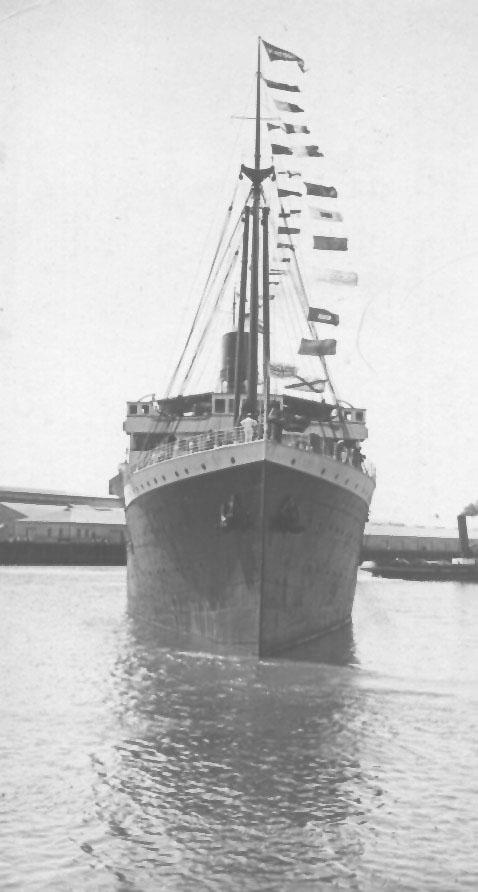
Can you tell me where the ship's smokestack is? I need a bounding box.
[221,331,250,392]
[461,500,478,517]
[457,514,472,558]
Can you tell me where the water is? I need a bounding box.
[1,567,477,891]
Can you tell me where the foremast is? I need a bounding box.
[235,37,274,422]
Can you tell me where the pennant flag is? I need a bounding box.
[278,188,302,197]
[267,123,281,131]
[289,208,302,215]
[277,243,295,250]
[278,226,300,234]
[283,123,310,134]
[274,99,304,114]
[309,207,343,222]
[305,182,337,198]
[295,145,324,158]
[285,378,326,393]
[313,236,348,251]
[315,269,358,286]
[278,170,301,177]
[271,144,293,155]
[308,307,340,325]
[281,258,291,263]
[270,281,280,285]
[270,268,287,274]
[279,211,291,218]
[269,361,298,378]
[262,39,305,72]
[264,78,300,92]
[298,338,337,356]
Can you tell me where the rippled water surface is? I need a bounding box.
[1,567,477,890]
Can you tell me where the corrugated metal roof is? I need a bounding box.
[0,487,120,507]
[365,520,478,541]
[0,502,125,526]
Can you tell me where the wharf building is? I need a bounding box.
[1,487,476,563]
[0,488,125,563]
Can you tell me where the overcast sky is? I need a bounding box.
[1,0,477,525]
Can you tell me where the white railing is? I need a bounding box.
[134,426,255,471]
[132,425,374,480]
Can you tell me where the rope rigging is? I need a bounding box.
[165,179,246,397]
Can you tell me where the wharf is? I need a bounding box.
[1,488,476,565]
[362,521,478,562]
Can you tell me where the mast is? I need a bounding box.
[247,37,262,417]
[238,38,274,418]
[262,205,270,424]
[233,206,250,424]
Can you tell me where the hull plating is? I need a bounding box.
[126,457,369,656]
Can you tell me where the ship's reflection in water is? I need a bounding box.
[92,587,477,892]
[279,621,357,665]
[90,616,371,889]
[2,569,476,891]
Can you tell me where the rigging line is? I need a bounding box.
[276,196,334,389]
[166,192,241,395]
[278,274,307,363]
[199,192,251,303]
[180,253,240,393]
[166,191,249,397]
[165,81,256,397]
[268,201,312,349]
[176,196,250,386]
[265,88,351,428]
[179,249,241,392]
[271,191,342,412]
[165,195,234,397]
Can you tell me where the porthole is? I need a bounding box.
[162,475,166,481]
[184,468,189,474]
[154,477,158,484]
[291,458,296,465]
[335,474,339,480]
[230,457,235,464]
[201,463,206,470]
[321,468,326,475]
[175,471,180,477]
[147,480,151,487]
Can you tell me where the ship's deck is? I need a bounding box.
[123,428,375,510]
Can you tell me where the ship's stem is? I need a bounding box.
[247,38,262,417]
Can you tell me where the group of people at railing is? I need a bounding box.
[135,417,368,475]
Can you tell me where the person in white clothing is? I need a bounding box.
[240,413,257,443]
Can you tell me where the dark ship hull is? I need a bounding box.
[368,561,478,582]
[124,440,374,656]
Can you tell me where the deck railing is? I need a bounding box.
[132,426,375,480]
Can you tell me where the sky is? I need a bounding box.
[0,0,477,525]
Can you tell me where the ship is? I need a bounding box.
[111,38,376,656]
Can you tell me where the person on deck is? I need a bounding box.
[240,413,257,443]
[352,445,365,469]
[267,405,283,443]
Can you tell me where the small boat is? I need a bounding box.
[111,38,376,655]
